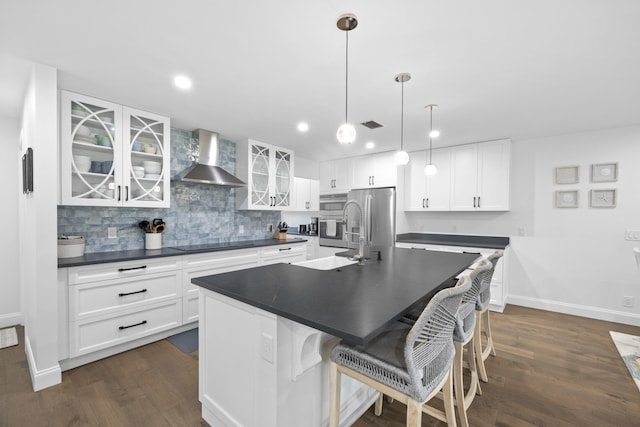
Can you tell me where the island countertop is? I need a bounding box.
[192,247,479,346]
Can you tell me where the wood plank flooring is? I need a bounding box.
[1,305,639,426]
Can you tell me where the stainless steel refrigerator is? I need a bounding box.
[343,186,396,258]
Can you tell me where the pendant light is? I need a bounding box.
[424,104,439,176]
[336,13,358,145]
[394,73,411,166]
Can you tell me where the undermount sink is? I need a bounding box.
[293,256,358,270]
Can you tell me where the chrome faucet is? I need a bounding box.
[342,199,367,264]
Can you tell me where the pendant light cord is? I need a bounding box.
[429,106,433,163]
[401,79,404,151]
[345,31,349,123]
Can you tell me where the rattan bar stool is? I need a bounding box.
[451,258,493,427]
[329,275,473,427]
[474,250,504,383]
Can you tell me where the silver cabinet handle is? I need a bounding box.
[426,198,429,208]
[118,320,147,330]
[117,185,121,201]
[473,196,477,208]
[477,196,481,208]
[422,198,426,208]
[118,288,147,297]
[125,186,129,201]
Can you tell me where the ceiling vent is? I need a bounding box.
[360,120,384,129]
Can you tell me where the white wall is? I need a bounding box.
[0,116,21,327]
[398,127,640,326]
[20,63,61,390]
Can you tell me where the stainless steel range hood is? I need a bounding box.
[178,129,246,187]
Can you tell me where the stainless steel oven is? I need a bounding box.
[319,193,348,248]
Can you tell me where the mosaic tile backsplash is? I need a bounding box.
[58,128,281,253]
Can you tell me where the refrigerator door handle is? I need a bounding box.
[365,194,373,245]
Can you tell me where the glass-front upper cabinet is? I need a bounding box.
[236,139,294,210]
[60,91,170,207]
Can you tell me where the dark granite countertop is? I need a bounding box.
[192,247,479,346]
[396,232,509,250]
[58,238,308,268]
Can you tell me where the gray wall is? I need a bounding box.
[58,128,281,253]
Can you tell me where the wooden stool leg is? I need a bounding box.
[442,366,458,427]
[453,341,469,427]
[474,311,489,382]
[374,392,383,416]
[329,361,341,427]
[407,399,422,427]
[485,309,496,356]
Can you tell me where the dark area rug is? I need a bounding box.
[167,328,198,353]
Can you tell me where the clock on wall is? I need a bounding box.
[589,189,617,208]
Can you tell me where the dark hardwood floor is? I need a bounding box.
[1,305,639,426]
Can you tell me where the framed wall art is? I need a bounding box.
[589,189,617,208]
[555,190,579,208]
[591,163,618,183]
[555,166,579,185]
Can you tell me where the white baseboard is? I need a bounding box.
[24,335,62,391]
[0,312,22,329]
[507,295,640,327]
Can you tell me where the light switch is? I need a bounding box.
[108,227,117,239]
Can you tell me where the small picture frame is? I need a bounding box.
[555,166,579,185]
[589,189,617,208]
[591,163,618,183]
[555,190,579,208]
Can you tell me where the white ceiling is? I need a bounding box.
[1,1,639,161]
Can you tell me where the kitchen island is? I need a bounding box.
[193,247,479,427]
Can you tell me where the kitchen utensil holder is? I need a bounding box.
[145,233,162,250]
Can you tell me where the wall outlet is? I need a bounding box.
[623,296,634,308]
[625,230,640,241]
[238,224,245,234]
[107,227,117,239]
[267,223,273,232]
[261,333,274,363]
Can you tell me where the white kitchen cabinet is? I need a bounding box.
[292,177,320,211]
[60,90,170,207]
[182,248,260,324]
[65,257,183,358]
[395,242,509,312]
[404,148,451,211]
[351,152,397,189]
[319,158,351,193]
[236,139,294,210]
[450,139,510,211]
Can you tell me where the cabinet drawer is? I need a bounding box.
[260,244,306,264]
[69,299,182,357]
[183,249,260,294]
[69,270,182,321]
[68,256,182,285]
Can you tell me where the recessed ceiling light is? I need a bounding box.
[297,122,309,132]
[365,141,375,149]
[174,75,192,90]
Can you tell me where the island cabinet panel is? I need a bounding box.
[395,241,509,312]
[182,248,260,324]
[199,290,378,427]
[64,257,184,358]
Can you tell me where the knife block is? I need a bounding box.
[273,229,287,240]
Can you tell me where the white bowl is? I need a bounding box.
[143,161,161,173]
[73,155,91,163]
[76,125,91,136]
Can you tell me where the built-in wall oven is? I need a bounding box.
[319,193,348,248]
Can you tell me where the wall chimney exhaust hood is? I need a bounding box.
[178,129,246,187]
